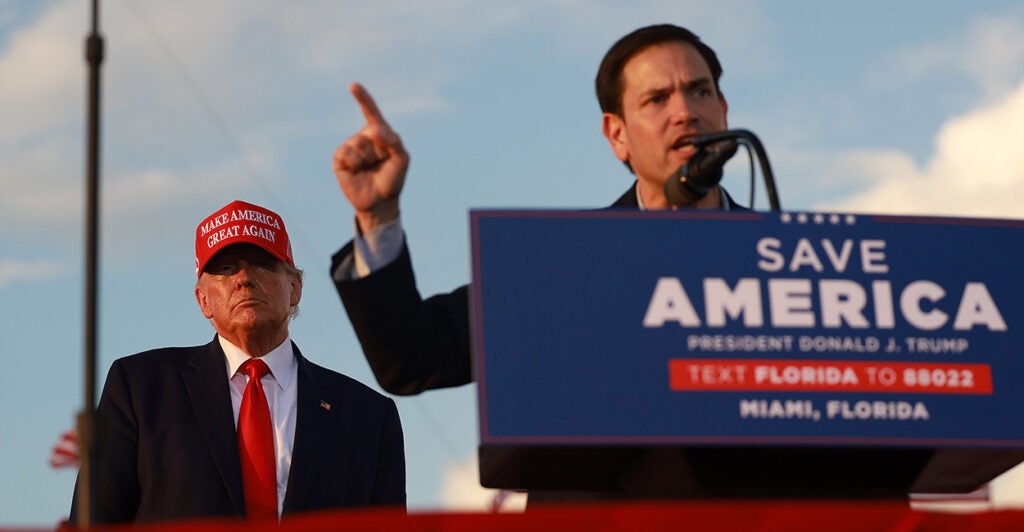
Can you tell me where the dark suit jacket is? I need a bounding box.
[70,338,405,524]
[332,182,745,396]
[331,182,750,503]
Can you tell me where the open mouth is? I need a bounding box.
[671,135,697,150]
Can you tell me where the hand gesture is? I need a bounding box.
[333,83,410,231]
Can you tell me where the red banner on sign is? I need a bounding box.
[668,359,993,394]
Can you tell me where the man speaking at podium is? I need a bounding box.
[330,24,743,499]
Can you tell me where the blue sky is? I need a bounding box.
[3,0,1024,526]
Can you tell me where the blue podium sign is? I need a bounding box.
[470,210,1024,447]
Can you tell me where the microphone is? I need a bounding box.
[664,138,739,206]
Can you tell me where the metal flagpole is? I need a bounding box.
[77,0,104,527]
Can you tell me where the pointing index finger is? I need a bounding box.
[350,82,388,127]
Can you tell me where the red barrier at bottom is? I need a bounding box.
[39,500,1024,532]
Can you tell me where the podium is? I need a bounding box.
[470,210,1024,498]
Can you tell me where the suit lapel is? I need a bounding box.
[282,344,338,513]
[610,182,640,208]
[181,338,245,516]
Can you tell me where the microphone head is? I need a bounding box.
[664,139,739,207]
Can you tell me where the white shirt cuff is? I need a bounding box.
[352,217,404,278]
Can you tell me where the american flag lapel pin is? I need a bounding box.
[320,400,331,411]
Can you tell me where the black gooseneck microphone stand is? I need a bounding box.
[665,128,782,211]
[77,0,104,527]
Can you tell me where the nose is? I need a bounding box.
[670,91,697,124]
[232,261,256,287]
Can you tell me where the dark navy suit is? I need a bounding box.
[70,338,404,523]
[332,182,745,396]
[330,183,746,502]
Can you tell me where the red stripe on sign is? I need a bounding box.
[668,359,993,394]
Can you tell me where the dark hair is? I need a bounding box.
[595,24,723,116]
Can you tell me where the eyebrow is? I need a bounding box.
[677,77,715,93]
[637,76,715,99]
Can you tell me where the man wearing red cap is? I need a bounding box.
[70,200,405,525]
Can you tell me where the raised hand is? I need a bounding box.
[333,83,410,231]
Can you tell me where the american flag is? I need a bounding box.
[50,428,80,469]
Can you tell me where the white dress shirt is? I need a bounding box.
[220,335,298,518]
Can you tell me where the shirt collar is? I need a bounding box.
[220,335,296,392]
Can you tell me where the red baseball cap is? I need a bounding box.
[195,200,294,277]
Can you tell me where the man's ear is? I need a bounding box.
[602,112,630,163]
[289,273,303,307]
[720,92,729,128]
[195,281,213,319]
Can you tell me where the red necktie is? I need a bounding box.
[238,358,277,520]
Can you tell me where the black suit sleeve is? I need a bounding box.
[69,359,141,524]
[331,242,472,395]
[373,398,407,506]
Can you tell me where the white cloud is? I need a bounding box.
[0,0,292,253]
[0,0,770,260]
[875,12,1024,100]
[439,454,527,513]
[0,1,506,250]
[961,16,1024,99]
[0,0,81,145]
[0,148,268,257]
[821,79,1024,219]
[0,259,62,291]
